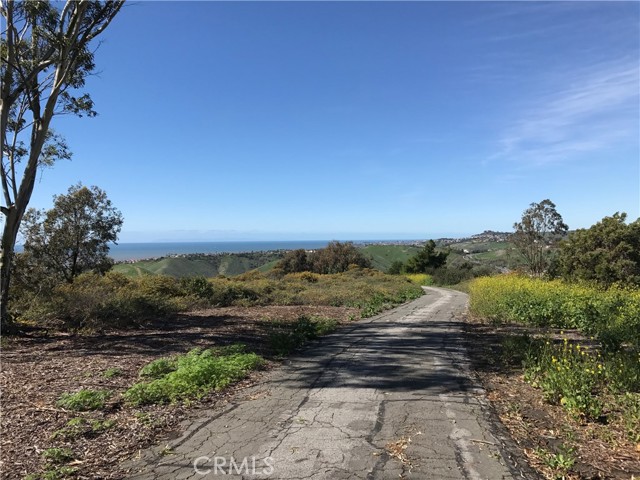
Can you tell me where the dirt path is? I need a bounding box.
[125,287,522,480]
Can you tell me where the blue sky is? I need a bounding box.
[28,1,639,242]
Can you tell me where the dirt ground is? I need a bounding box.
[463,316,640,480]
[2,304,639,479]
[0,305,357,479]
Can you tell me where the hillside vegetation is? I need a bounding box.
[113,251,283,278]
[15,268,424,330]
[112,245,427,278]
[359,244,421,271]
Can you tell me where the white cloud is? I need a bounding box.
[493,58,639,166]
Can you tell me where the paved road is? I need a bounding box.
[126,287,517,480]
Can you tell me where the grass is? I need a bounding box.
[359,244,421,272]
[102,367,122,378]
[56,389,112,411]
[123,345,263,405]
[113,252,284,278]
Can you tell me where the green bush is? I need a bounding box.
[308,241,372,274]
[555,213,640,287]
[124,346,263,405]
[180,276,215,299]
[14,266,423,331]
[56,389,112,411]
[469,275,640,349]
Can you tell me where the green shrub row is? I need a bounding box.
[15,268,423,330]
[469,275,640,349]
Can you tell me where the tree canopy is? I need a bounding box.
[0,0,123,328]
[555,213,640,287]
[277,241,371,274]
[404,240,448,274]
[21,184,123,283]
[511,199,568,276]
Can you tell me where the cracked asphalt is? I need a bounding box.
[125,287,517,480]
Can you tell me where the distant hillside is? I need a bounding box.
[113,251,284,278]
[359,244,422,272]
[111,236,518,278]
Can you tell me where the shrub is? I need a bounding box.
[405,273,433,286]
[15,266,424,331]
[469,275,640,349]
[278,249,310,273]
[555,213,640,287]
[56,389,112,411]
[308,241,371,274]
[405,240,448,273]
[180,276,215,299]
[387,260,405,275]
[45,272,178,329]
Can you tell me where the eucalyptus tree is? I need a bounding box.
[511,199,568,276]
[0,0,124,330]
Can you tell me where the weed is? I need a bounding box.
[524,339,605,420]
[405,273,433,286]
[469,275,640,349]
[124,346,263,405]
[535,445,575,478]
[42,447,74,464]
[52,417,116,440]
[102,367,122,378]
[617,393,640,443]
[56,389,111,411]
[25,466,79,480]
[139,358,176,379]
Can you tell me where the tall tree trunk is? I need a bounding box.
[1,207,20,333]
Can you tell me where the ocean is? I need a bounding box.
[108,241,335,261]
